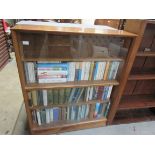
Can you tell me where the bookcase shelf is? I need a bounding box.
[119,94,155,110]
[113,108,155,125]
[112,20,155,125]
[31,117,107,134]
[30,99,110,110]
[12,21,137,134]
[137,52,155,57]
[25,80,119,90]
[128,74,155,80]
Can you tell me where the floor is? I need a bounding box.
[0,53,23,134]
[1,53,155,135]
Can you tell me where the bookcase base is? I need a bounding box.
[30,117,107,134]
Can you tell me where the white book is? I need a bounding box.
[27,63,32,82]
[71,106,75,120]
[67,107,70,120]
[68,62,75,81]
[28,62,36,83]
[38,78,67,83]
[98,62,102,80]
[112,62,120,79]
[88,87,93,100]
[49,108,53,122]
[78,106,82,120]
[71,62,76,81]
[38,70,68,75]
[36,111,41,125]
[43,90,48,106]
[100,62,106,80]
[107,86,113,99]
[86,87,90,101]
[81,62,86,80]
[108,62,115,80]
[84,62,91,80]
[45,109,50,124]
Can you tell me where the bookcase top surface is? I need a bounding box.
[12,21,137,37]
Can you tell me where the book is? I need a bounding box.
[31,91,37,106]
[88,62,94,80]
[104,101,111,117]
[43,90,48,106]
[68,62,75,81]
[59,89,65,104]
[45,109,50,124]
[49,108,53,122]
[40,109,46,124]
[103,61,110,80]
[53,107,60,121]
[47,90,53,104]
[53,89,59,104]
[64,88,71,103]
[36,110,41,125]
[68,88,76,103]
[107,86,113,99]
[94,102,101,118]
[24,62,36,83]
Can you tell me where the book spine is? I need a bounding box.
[31,91,37,106]
[112,61,120,79]
[38,70,68,75]
[38,78,67,83]
[53,107,59,121]
[43,90,48,106]
[93,62,98,80]
[100,62,106,80]
[89,62,94,80]
[85,104,89,118]
[103,61,110,80]
[59,89,65,104]
[81,62,86,80]
[36,110,41,125]
[64,88,71,103]
[49,108,53,122]
[47,90,53,104]
[94,102,101,118]
[45,109,50,124]
[107,86,113,99]
[53,89,59,104]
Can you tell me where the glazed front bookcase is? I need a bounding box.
[11,22,137,134]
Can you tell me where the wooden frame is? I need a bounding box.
[11,22,137,134]
[112,20,155,125]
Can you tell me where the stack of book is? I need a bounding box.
[32,101,111,126]
[30,86,113,106]
[37,62,68,83]
[24,61,120,83]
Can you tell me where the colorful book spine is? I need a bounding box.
[53,107,60,121]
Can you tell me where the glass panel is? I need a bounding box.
[20,32,129,59]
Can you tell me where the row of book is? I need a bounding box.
[24,61,120,83]
[32,101,111,125]
[29,86,113,106]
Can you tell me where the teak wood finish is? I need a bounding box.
[113,20,155,125]
[12,22,137,134]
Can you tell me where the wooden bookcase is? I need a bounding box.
[11,22,137,134]
[112,20,155,124]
